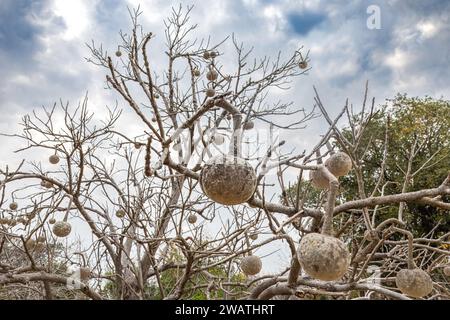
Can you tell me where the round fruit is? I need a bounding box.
[297,233,350,281]
[134,143,141,149]
[172,143,182,151]
[154,93,160,99]
[52,221,72,238]
[309,169,329,189]
[299,61,308,69]
[443,266,450,277]
[203,51,210,59]
[25,239,36,251]
[325,152,352,177]
[395,268,433,298]
[115,50,122,57]
[206,88,215,97]
[240,255,262,276]
[249,233,258,240]
[193,68,201,77]
[41,180,53,188]
[49,218,56,225]
[116,210,126,218]
[206,70,218,81]
[213,134,224,145]
[243,121,254,130]
[79,267,91,281]
[187,214,197,224]
[200,155,257,205]
[9,202,18,211]
[49,154,60,165]
[209,51,217,58]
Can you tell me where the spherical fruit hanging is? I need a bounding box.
[213,134,224,145]
[299,60,308,69]
[52,221,72,238]
[242,121,254,130]
[187,214,197,224]
[249,233,258,240]
[193,68,201,77]
[49,218,56,225]
[297,233,350,281]
[395,268,433,298]
[9,202,18,210]
[206,70,218,81]
[443,266,450,277]
[209,51,217,59]
[325,152,352,177]
[134,142,141,149]
[79,267,91,281]
[240,255,262,276]
[203,51,211,59]
[206,88,215,97]
[309,169,329,189]
[200,155,257,205]
[116,210,126,218]
[49,154,60,165]
[25,239,36,251]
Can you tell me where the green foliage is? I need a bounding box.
[342,94,450,235]
[286,94,450,236]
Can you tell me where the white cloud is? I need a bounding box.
[51,0,91,40]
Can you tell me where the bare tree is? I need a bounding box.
[1,6,449,300]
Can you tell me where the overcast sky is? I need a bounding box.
[1,0,449,273]
[1,0,450,159]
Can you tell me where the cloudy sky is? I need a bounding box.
[1,0,449,272]
[1,0,449,159]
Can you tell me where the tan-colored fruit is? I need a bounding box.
[209,51,217,58]
[41,180,52,188]
[172,143,182,151]
[49,154,60,164]
[240,255,262,275]
[49,218,56,224]
[309,169,329,189]
[187,214,197,224]
[298,233,350,281]
[206,88,215,97]
[206,70,218,81]
[9,202,18,211]
[395,268,433,298]
[193,68,201,77]
[151,117,157,122]
[443,266,450,277]
[213,134,224,145]
[325,152,352,177]
[115,50,122,57]
[52,221,72,238]
[299,60,308,69]
[79,267,91,281]
[116,210,126,218]
[25,239,36,251]
[200,155,257,205]
[203,51,211,59]
[249,233,258,240]
[243,121,254,130]
[134,142,141,149]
